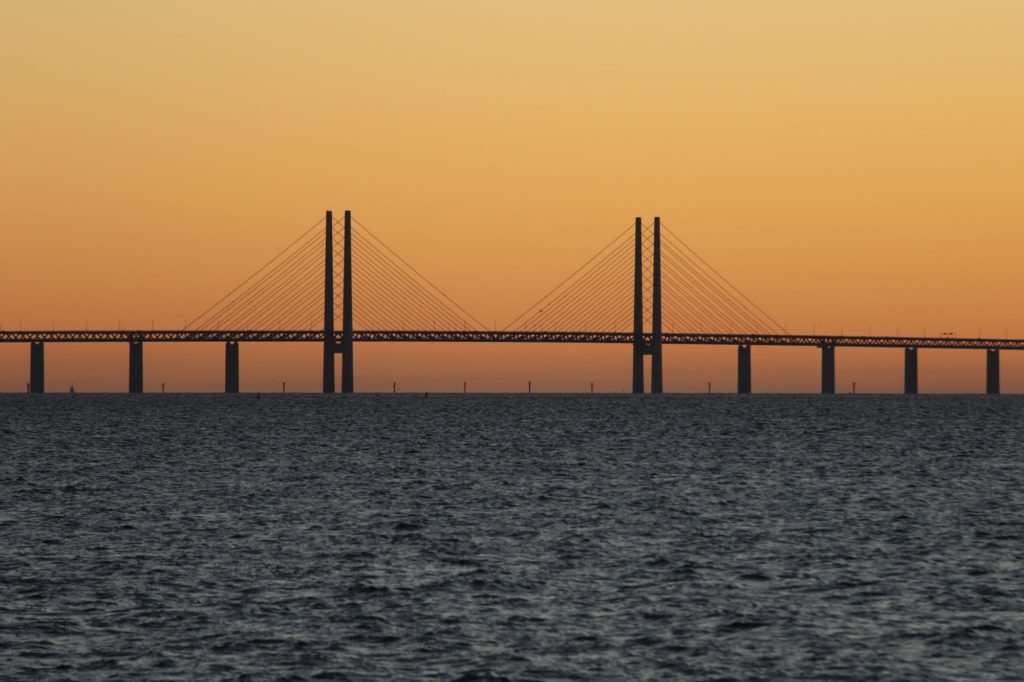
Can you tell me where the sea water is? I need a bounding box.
[2,394,1022,680]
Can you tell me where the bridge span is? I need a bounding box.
[3,210,1015,394]
[3,329,1021,350]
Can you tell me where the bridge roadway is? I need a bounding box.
[2,329,1024,350]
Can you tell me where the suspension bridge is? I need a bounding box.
[3,210,1020,394]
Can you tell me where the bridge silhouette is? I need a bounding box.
[4,210,1019,394]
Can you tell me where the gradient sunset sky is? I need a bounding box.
[1,2,1022,393]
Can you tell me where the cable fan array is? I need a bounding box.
[504,225,636,333]
[347,219,484,331]
[189,216,483,332]
[188,218,326,331]
[504,222,784,335]
[187,214,781,336]
[660,223,785,335]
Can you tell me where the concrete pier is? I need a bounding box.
[30,342,44,393]
[738,344,752,394]
[225,341,240,393]
[821,345,835,394]
[986,349,1000,395]
[904,347,918,394]
[128,339,144,393]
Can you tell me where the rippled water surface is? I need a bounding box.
[2,394,1023,680]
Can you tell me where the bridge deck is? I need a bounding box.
[1,330,1022,350]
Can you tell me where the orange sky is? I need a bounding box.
[1,2,1022,392]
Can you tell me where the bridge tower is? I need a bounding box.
[632,218,643,393]
[632,217,663,394]
[651,217,663,393]
[342,209,354,393]
[323,210,335,393]
[323,209,354,393]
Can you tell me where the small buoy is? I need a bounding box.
[424,392,428,398]
[257,392,261,400]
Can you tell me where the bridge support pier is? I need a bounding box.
[738,344,751,394]
[225,341,239,393]
[904,347,918,394]
[632,347,644,393]
[650,350,663,392]
[821,345,835,394]
[129,339,143,393]
[986,349,1000,395]
[30,342,44,393]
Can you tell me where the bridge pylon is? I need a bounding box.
[632,216,663,394]
[632,217,644,393]
[323,210,335,393]
[341,209,354,393]
[651,217,663,393]
[323,209,354,393]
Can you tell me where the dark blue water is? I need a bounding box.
[2,395,1023,680]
